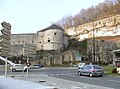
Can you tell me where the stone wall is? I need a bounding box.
[11,33,37,45]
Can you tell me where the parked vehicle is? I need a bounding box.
[30,64,44,69]
[78,63,86,68]
[10,64,29,72]
[78,64,104,77]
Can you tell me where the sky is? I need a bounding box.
[0,0,105,34]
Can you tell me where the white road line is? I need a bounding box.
[71,73,76,74]
[56,74,59,75]
[50,73,77,76]
[50,74,54,76]
[107,79,120,83]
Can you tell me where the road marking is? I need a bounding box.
[50,74,54,76]
[69,73,76,74]
[49,73,77,76]
[107,79,120,83]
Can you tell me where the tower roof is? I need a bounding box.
[38,24,64,32]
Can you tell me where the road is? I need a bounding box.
[0,67,120,89]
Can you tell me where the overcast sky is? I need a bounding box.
[0,0,105,34]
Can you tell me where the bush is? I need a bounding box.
[112,68,117,73]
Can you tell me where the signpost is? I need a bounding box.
[0,22,11,78]
[23,43,36,76]
[5,57,7,78]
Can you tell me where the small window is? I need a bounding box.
[41,36,42,37]
[99,22,101,25]
[54,32,57,35]
[39,42,41,43]
[48,40,50,42]
[87,66,92,69]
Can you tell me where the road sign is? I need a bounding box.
[0,22,11,57]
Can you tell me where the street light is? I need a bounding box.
[83,17,96,64]
[92,21,96,64]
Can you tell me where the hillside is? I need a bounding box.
[65,14,120,41]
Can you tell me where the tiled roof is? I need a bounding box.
[38,24,64,32]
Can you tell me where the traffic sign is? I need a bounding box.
[0,22,11,57]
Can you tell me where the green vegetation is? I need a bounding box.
[102,66,120,76]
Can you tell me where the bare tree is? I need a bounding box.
[55,0,120,30]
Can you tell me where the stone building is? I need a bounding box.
[36,24,69,65]
[10,24,69,65]
[36,24,68,51]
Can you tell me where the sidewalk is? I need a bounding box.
[0,76,56,89]
[13,74,113,89]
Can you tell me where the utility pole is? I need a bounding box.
[92,21,96,64]
[53,36,54,66]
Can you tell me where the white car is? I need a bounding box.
[78,63,86,68]
[10,64,29,72]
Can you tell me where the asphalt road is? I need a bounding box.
[0,67,120,89]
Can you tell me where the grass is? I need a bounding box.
[102,66,120,76]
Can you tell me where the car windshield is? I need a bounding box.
[93,65,102,69]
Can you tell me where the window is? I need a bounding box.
[87,66,92,69]
[39,42,41,43]
[93,65,101,69]
[48,40,50,42]
[54,32,57,35]
[99,22,101,25]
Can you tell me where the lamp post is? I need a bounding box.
[92,21,96,64]
[53,36,55,66]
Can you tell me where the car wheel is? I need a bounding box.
[78,71,81,76]
[99,74,103,77]
[24,69,27,72]
[89,73,93,77]
[12,69,16,72]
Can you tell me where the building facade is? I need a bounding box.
[10,24,69,64]
[36,24,68,51]
[10,33,37,59]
